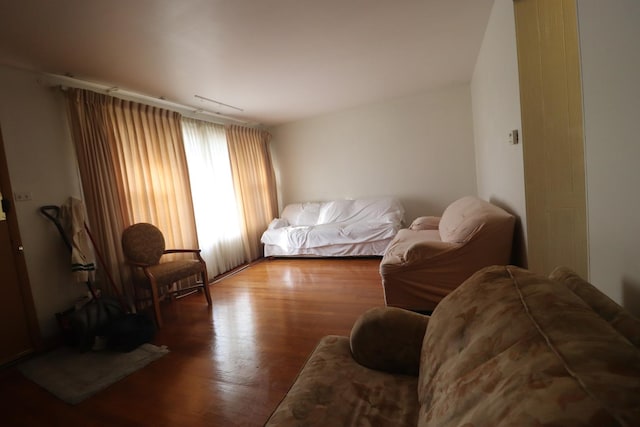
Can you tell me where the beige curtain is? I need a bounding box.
[65,89,198,298]
[226,125,278,261]
[108,98,198,249]
[66,90,131,296]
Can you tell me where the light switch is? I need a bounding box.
[508,129,519,145]
[14,191,32,201]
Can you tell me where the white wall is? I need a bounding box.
[577,0,640,313]
[0,65,85,339]
[269,84,477,223]
[470,0,527,266]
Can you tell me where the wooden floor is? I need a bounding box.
[0,258,385,426]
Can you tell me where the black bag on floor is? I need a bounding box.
[58,297,125,352]
[103,312,156,353]
[57,298,155,353]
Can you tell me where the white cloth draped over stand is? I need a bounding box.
[61,197,95,282]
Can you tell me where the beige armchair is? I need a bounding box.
[380,196,515,311]
[121,223,211,327]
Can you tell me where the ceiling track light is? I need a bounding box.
[194,94,243,112]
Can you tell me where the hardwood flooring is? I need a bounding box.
[0,258,385,426]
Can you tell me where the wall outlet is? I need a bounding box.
[14,191,32,201]
[508,129,519,145]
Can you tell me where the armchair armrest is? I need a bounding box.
[267,218,289,230]
[409,216,441,231]
[403,240,456,264]
[350,307,429,376]
[164,249,202,254]
[163,248,206,264]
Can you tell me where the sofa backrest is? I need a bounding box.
[281,197,404,227]
[438,196,514,244]
[549,266,640,348]
[281,202,321,226]
[417,265,640,427]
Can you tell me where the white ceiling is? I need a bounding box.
[0,0,494,126]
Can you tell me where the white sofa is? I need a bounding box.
[261,197,404,257]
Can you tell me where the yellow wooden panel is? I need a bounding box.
[514,0,588,277]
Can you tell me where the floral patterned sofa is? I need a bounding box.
[265,265,640,426]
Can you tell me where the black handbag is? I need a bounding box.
[103,312,156,352]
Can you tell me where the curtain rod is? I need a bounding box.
[38,73,255,127]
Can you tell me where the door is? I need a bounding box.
[514,0,588,277]
[0,126,40,365]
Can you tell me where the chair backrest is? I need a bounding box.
[121,223,165,266]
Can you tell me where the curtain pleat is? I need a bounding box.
[226,125,278,261]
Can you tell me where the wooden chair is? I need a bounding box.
[121,223,212,327]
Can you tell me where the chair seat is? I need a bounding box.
[135,259,204,287]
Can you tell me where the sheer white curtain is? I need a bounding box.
[182,118,246,278]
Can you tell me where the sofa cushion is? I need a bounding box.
[437,196,483,243]
[281,202,321,226]
[417,265,640,427]
[438,196,510,243]
[317,199,354,224]
[265,335,420,426]
[350,307,429,376]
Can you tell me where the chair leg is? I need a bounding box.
[149,280,163,328]
[202,270,212,306]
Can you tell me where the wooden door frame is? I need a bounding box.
[0,127,42,355]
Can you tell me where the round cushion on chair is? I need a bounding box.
[122,223,165,265]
